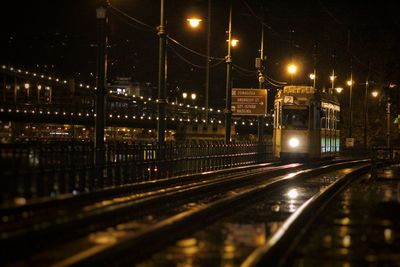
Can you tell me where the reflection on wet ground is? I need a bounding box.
[137,169,348,266]
[289,165,400,267]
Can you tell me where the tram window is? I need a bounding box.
[282,107,309,129]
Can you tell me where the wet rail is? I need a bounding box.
[1,159,370,266]
[1,162,302,264]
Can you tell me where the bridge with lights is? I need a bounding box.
[0,64,272,140]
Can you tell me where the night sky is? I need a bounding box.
[1,0,399,107]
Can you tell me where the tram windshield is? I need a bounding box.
[282,107,309,129]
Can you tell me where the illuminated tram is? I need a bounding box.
[273,86,340,160]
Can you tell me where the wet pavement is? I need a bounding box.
[136,168,354,267]
[289,164,400,267]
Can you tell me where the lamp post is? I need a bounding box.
[224,0,233,143]
[257,25,265,143]
[287,63,297,85]
[95,4,107,187]
[347,78,353,138]
[157,0,167,143]
[191,93,197,105]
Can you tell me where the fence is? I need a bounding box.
[0,140,272,206]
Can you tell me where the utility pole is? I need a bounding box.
[205,0,211,121]
[387,93,391,148]
[363,61,370,148]
[331,51,336,94]
[257,25,265,143]
[157,0,167,143]
[95,3,107,188]
[312,43,317,89]
[224,0,233,143]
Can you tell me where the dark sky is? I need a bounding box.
[1,0,399,107]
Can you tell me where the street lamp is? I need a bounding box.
[225,0,233,143]
[330,74,336,92]
[335,87,343,93]
[157,0,167,143]
[231,39,239,47]
[187,18,202,28]
[371,90,379,98]
[190,93,197,100]
[346,78,353,139]
[182,92,188,99]
[24,83,30,98]
[287,63,297,84]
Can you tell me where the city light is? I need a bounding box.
[335,87,344,93]
[226,38,239,47]
[190,93,197,100]
[371,91,379,97]
[309,73,315,80]
[287,64,297,74]
[187,18,202,28]
[231,39,239,47]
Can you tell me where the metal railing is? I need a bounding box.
[0,140,272,206]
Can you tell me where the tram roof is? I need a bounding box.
[277,85,339,103]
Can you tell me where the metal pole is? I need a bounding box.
[349,71,353,138]
[157,0,167,143]
[363,81,369,148]
[364,61,370,149]
[95,5,107,186]
[224,0,232,144]
[313,43,317,89]
[205,0,211,121]
[257,26,264,143]
[387,97,391,148]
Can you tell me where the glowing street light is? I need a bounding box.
[371,90,379,98]
[187,18,202,28]
[287,63,297,85]
[231,39,239,47]
[335,87,343,93]
[309,73,315,80]
[346,80,354,86]
[190,93,197,100]
[227,39,239,47]
[287,64,297,74]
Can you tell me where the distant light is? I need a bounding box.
[287,64,297,74]
[330,75,336,82]
[287,188,299,199]
[24,83,30,89]
[335,87,343,93]
[347,80,354,86]
[191,93,197,100]
[187,18,202,28]
[182,92,188,99]
[309,73,315,80]
[371,91,379,98]
[230,39,239,47]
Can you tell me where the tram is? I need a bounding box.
[273,86,340,160]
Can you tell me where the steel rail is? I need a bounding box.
[241,161,386,267]
[50,159,369,266]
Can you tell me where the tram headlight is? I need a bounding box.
[288,137,300,148]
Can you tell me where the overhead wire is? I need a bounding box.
[107,1,157,33]
[108,9,155,33]
[168,45,225,69]
[167,36,224,61]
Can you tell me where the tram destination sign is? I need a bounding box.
[232,88,267,116]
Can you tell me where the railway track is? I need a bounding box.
[1,158,372,266]
[1,161,301,264]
